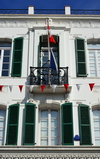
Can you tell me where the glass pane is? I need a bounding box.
[41,128,48,136]
[4,50,10,56]
[41,119,48,127]
[3,57,10,62]
[51,128,58,136]
[94,120,100,127]
[51,137,58,145]
[41,138,48,146]
[51,119,58,127]
[95,139,100,145]
[41,110,48,118]
[2,64,9,69]
[89,52,95,56]
[0,130,3,137]
[2,71,9,76]
[88,44,100,49]
[51,110,58,118]
[0,110,6,145]
[0,42,11,47]
[0,139,3,145]
[94,130,100,137]
[0,120,4,127]
[93,110,100,118]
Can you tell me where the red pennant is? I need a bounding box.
[40,85,46,92]
[49,36,56,43]
[64,84,69,91]
[0,85,3,92]
[19,85,23,92]
[89,83,95,91]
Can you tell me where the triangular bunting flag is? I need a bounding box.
[51,85,57,92]
[29,85,34,92]
[9,85,13,92]
[19,85,23,92]
[40,85,46,92]
[89,83,95,91]
[64,84,69,91]
[76,84,81,91]
[0,85,3,92]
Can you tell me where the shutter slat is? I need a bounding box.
[62,103,73,145]
[78,104,92,145]
[24,103,36,145]
[6,104,19,145]
[11,37,23,77]
[75,38,87,77]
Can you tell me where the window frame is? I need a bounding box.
[87,44,100,77]
[39,107,60,146]
[92,109,100,145]
[0,45,11,76]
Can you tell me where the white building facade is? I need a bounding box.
[0,6,100,158]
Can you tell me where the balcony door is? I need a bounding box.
[38,35,59,85]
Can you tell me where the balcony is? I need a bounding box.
[29,67,71,94]
[30,66,68,85]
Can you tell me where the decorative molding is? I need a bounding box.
[0,20,100,28]
[0,153,100,159]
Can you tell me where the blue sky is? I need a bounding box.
[0,0,100,9]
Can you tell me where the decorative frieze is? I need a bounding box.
[0,20,100,28]
[0,153,100,159]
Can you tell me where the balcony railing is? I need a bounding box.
[30,67,68,85]
[0,8,100,15]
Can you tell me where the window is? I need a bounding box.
[0,109,6,145]
[0,41,11,76]
[40,109,59,146]
[88,44,100,77]
[93,110,100,145]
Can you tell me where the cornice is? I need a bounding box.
[0,20,100,28]
[1,14,100,20]
[0,146,100,158]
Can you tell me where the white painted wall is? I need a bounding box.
[0,15,100,146]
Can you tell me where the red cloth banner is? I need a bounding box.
[89,83,95,91]
[64,84,69,91]
[19,85,23,92]
[0,85,3,92]
[40,85,46,92]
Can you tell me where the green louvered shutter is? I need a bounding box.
[78,104,92,145]
[24,103,36,145]
[75,38,87,77]
[62,103,73,145]
[6,104,19,145]
[11,37,23,77]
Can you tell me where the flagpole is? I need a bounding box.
[47,19,51,85]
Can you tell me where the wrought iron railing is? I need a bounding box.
[0,9,28,14]
[71,9,100,15]
[0,9,100,15]
[30,67,68,85]
[34,9,64,14]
